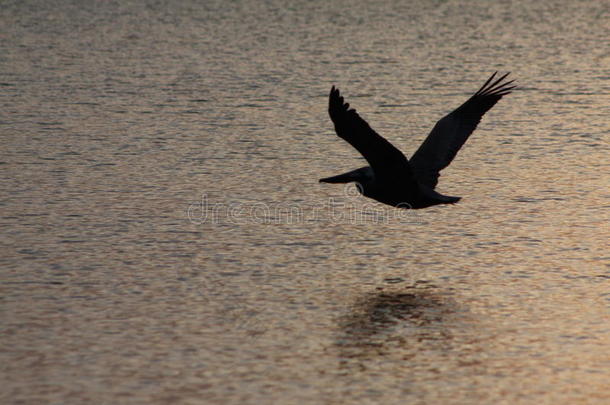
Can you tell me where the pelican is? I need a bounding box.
[320,72,515,209]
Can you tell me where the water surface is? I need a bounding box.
[1,0,609,403]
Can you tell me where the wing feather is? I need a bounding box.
[409,72,515,189]
[328,86,416,184]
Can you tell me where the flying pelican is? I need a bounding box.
[320,72,515,209]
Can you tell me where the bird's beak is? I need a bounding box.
[319,173,356,183]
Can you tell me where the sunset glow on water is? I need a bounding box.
[1,1,609,403]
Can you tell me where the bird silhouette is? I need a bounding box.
[320,72,515,209]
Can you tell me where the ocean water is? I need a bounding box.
[1,0,609,403]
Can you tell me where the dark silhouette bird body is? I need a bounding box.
[320,72,515,209]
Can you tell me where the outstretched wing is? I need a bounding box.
[328,86,416,184]
[409,72,515,189]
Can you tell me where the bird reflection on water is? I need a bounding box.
[336,281,458,366]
